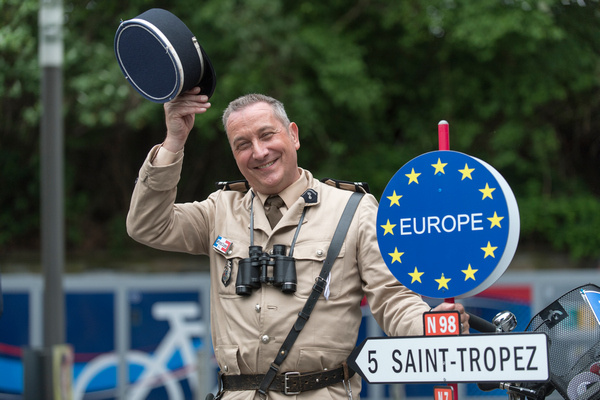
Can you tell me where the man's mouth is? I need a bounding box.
[257,160,275,169]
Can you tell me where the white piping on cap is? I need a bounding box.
[191,37,205,84]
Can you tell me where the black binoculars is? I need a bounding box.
[236,244,297,296]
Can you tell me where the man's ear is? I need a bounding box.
[289,122,300,150]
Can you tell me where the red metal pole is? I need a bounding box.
[438,119,457,399]
[438,120,450,151]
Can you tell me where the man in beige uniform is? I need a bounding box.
[126,88,469,399]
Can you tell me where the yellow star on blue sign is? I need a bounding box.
[488,212,504,228]
[408,267,424,283]
[431,158,447,175]
[481,242,497,258]
[388,248,404,263]
[405,168,421,184]
[480,183,495,200]
[458,163,475,180]
[387,191,402,207]
[380,220,396,235]
[435,273,451,290]
[462,264,478,281]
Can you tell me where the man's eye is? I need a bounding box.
[237,142,250,151]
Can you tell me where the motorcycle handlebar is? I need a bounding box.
[477,382,544,400]
[468,312,498,333]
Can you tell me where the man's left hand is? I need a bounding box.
[430,302,470,334]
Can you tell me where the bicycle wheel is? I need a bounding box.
[73,351,183,400]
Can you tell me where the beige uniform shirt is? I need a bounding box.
[126,145,430,399]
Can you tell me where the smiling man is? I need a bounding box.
[126,87,468,399]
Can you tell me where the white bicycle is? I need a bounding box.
[73,302,207,400]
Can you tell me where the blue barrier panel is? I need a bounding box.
[1,272,596,399]
[0,292,30,395]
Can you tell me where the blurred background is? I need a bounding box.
[2,0,599,271]
[1,0,600,398]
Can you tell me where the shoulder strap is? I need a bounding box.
[321,177,370,193]
[258,191,365,398]
[215,179,250,191]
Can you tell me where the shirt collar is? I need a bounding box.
[255,168,309,209]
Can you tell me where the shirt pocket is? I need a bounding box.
[214,344,246,375]
[296,347,351,370]
[216,244,250,299]
[291,241,346,300]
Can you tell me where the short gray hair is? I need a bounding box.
[222,94,291,132]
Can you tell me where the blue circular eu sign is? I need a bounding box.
[376,151,520,299]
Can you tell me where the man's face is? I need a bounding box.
[226,102,301,195]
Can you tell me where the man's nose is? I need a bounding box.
[252,140,269,159]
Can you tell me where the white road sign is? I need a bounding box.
[348,333,549,384]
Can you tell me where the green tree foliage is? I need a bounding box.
[1,0,599,262]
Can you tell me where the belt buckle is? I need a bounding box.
[284,371,301,395]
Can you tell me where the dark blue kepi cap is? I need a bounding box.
[114,8,216,103]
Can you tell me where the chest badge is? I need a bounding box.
[213,235,233,255]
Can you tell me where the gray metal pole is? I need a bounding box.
[39,0,65,349]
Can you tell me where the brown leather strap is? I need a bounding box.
[221,365,355,395]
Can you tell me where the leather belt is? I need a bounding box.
[221,365,355,395]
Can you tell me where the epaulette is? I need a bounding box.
[320,178,370,194]
[215,179,250,192]
[215,178,370,193]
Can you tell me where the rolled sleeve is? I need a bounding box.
[137,144,184,192]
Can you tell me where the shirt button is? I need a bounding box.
[255,304,261,312]
[316,249,324,257]
[261,335,270,344]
